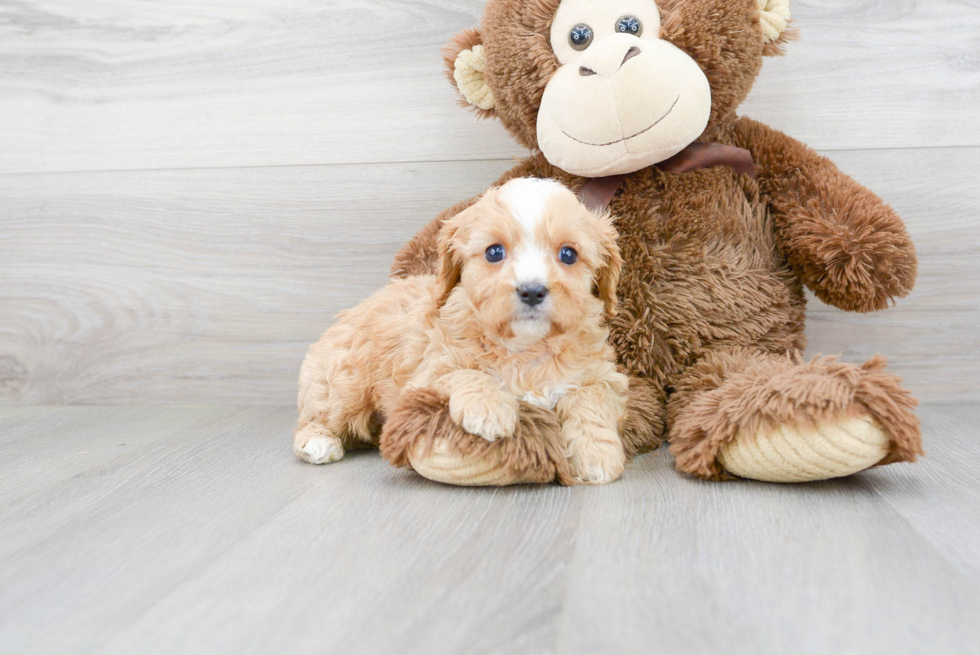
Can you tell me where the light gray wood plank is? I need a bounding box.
[0,405,579,655]
[861,405,980,581]
[556,406,980,655]
[0,406,288,564]
[0,405,243,505]
[0,404,977,654]
[2,147,976,405]
[0,0,977,174]
[804,307,979,403]
[99,473,580,655]
[0,405,314,653]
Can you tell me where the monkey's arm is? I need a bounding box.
[733,116,917,312]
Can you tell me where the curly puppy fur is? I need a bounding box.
[390,0,921,481]
[297,178,632,483]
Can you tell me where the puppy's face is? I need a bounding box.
[435,178,621,344]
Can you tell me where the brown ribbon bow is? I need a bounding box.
[576,143,756,212]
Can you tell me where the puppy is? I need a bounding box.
[294,177,629,483]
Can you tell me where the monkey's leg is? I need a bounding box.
[667,347,922,482]
[379,377,665,486]
[379,388,570,486]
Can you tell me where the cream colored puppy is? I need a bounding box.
[294,177,629,483]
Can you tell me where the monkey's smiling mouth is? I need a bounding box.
[561,95,680,147]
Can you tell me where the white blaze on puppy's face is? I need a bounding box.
[497,177,563,231]
[499,178,562,302]
[510,243,550,291]
[444,177,622,347]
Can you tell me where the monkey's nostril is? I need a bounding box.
[622,46,641,66]
[579,66,596,77]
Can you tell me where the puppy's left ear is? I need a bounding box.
[592,213,623,319]
[433,215,464,310]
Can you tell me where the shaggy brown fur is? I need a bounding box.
[388,0,921,481]
[381,388,577,485]
[619,374,668,458]
[667,349,922,480]
[380,377,666,485]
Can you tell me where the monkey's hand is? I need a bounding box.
[734,116,917,313]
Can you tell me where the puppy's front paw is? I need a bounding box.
[566,429,626,485]
[294,425,345,464]
[449,391,518,441]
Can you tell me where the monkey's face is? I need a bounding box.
[445,0,790,177]
[536,0,711,177]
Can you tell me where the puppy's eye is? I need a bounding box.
[485,244,506,263]
[615,16,642,36]
[559,246,578,265]
[569,24,593,51]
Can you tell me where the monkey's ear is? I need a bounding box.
[758,0,797,57]
[443,27,496,115]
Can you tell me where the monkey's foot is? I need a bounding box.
[380,388,575,486]
[669,351,923,482]
[406,438,527,486]
[718,413,890,483]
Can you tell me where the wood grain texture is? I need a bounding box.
[0,0,978,174]
[2,147,977,405]
[0,405,580,655]
[558,405,980,655]
[0,404,977,654]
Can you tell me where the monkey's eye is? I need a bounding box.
[615,16,642,36]
[559,246,578,265]
[569,24,593,51]
[485,244,506,263]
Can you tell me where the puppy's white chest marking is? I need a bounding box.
[485,364,579,411]
[521,384,574,411]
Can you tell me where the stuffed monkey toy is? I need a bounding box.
[379,0,922,485]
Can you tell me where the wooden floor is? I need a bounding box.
[1,404,978,654]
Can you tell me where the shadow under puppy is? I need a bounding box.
[294,177,629,483]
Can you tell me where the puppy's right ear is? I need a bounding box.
[592,212,623,319]
[443,27,496,117]
[433,216,464,310]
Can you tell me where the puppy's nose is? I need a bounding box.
[517,283,549,307]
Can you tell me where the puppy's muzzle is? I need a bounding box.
[517,283,549,307]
